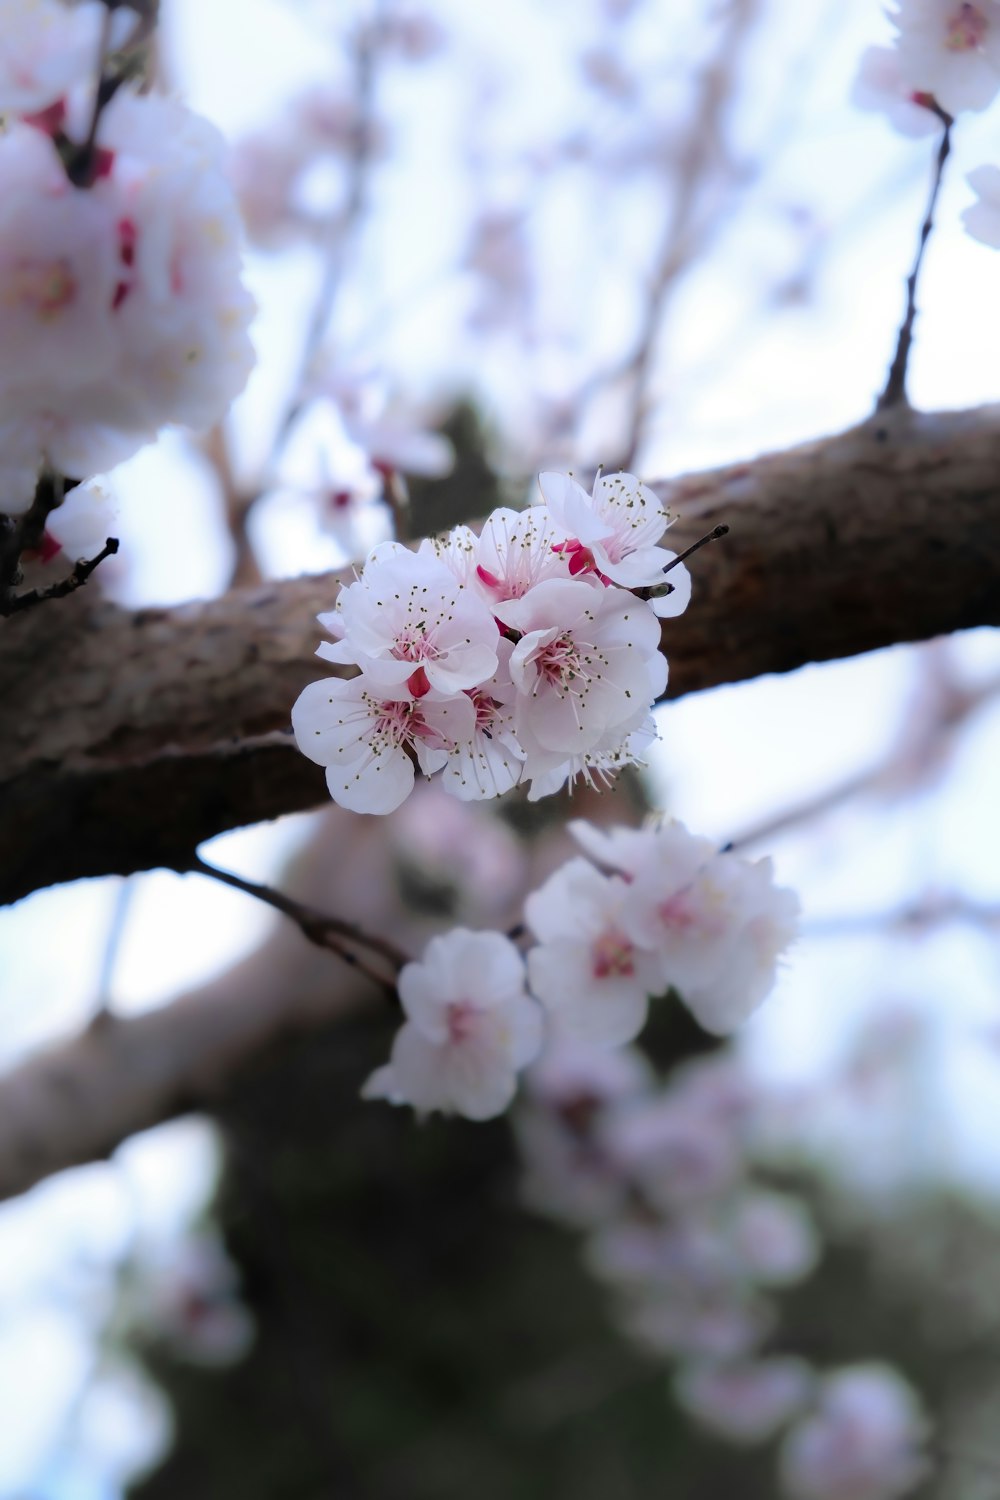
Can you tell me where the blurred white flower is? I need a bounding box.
[363,929,544,1119]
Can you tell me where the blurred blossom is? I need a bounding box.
[390,784,528,920]
[779,1364,929,1500]
[674,1357,813,1445]
[850,46,940,136]
[728,1190,820,1287]
[129,1232,254,1367]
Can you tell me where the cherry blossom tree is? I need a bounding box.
[2,1,1000,1496]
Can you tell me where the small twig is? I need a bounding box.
[664,522,728,573]
[63,5,116,186]
[803,893,1000,940]
[189,854,408,995]
[2,538,119,617]
[877,104,953,412]
[638,523,728,604]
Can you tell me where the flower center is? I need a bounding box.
[534,632,583,688]
[393,621,440,664]
[591,928,635,979]
[446,999,477,1043]
[945,2,988,50]
[656,890,699,932]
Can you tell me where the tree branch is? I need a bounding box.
[2,402,1000,905]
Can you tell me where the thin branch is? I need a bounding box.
[803,892,1000,940]
[619,0,761,469]
[877,105,953,412]
[2,537,119,617]
[189,854,408,992]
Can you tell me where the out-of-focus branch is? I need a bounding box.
[729,660,1000,852]
[191,853,408,988]
[619,0,761,469]
[2,402,1000,904]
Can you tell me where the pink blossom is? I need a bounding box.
[779,1365,929,1500]
[363,929,543,1120]
[319,542,500,696]
[508,577,667,757]
[538,469,692,618]
[525,858,663,1048]
[291,675,475,814]
[891,0,1000,114]
[674,1358,813,1445]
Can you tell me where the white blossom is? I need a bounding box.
[439,640,526,801]
[538,469,692,618]
[0,0,107,116]
[891,0,1000,114]
[363,929,543,1120]
[291,675,475,814]
[526,857,663,1048]
[508,577,667,757]
[850,45,941,136]
[0,90,255,511]
[319,542,500,697]
[779,1365,929,1500]
[962,162,1000,245]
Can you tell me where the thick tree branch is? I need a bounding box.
[2,402,1000,906]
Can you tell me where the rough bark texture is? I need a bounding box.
[2,402,999,905]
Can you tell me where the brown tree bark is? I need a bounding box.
[2,402,999,906]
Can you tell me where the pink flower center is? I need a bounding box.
[656,890,699,932]
[945,2,988,49]
[393,622,441,664]
[469,687,503,733]
[372,696,446,750]
[591,928,635,979]
[446,999,477,1043]
[534,632,583,688]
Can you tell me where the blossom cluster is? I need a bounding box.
[515,1045,930,1500]
[0,0,255,518]
[362,817,797,1121]
[853,0,1000,246]
[292,469,690,812]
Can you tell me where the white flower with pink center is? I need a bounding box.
[441,640,526,801]
[291,675,475,814]
[0,90,255,511]
[891,0,1000,113]
[362,929,544,1120]
[319,542,500,697]
[457,506,574,622]
[609,827,798,1033]
[508,577,667,758]
[850,45,941,135]
[525,858,663,1048]
[779,1365,929,1500]
[538,470,692,619]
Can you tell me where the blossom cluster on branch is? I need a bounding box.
[362,817,798,1121]
[292,469,692,811]
[0,0,254,521]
